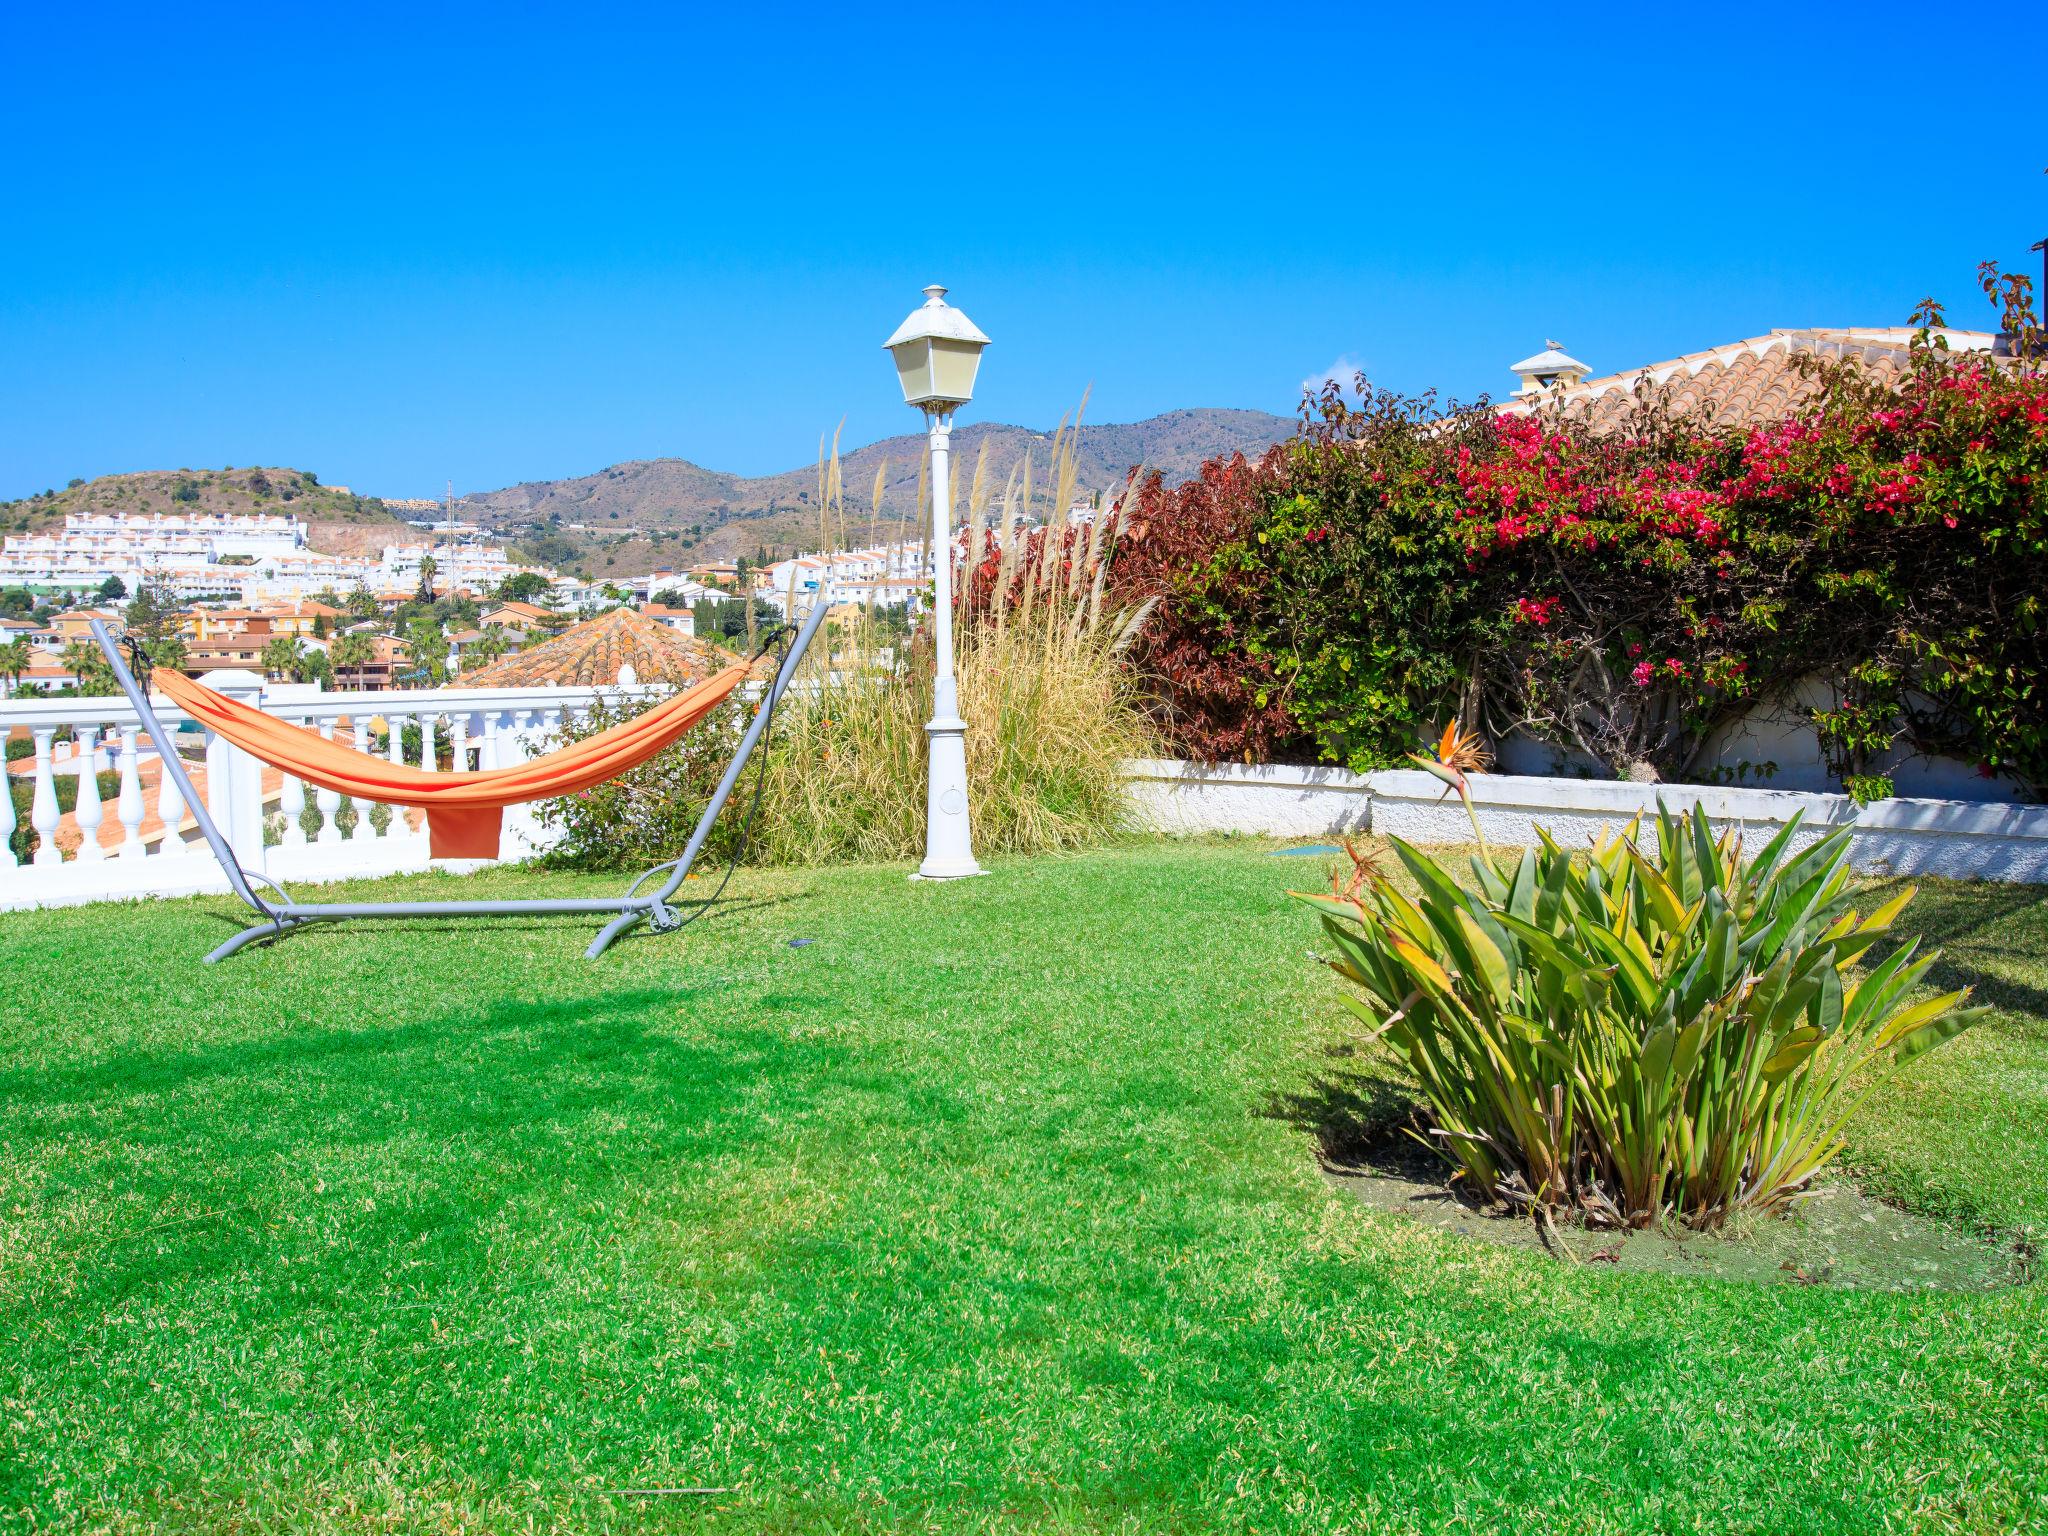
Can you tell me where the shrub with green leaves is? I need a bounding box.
[1300,800,1983,1228]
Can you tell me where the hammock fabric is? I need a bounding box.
[150,663,753,858]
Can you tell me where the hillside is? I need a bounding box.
[0,409,1295,583]
[460,407,1292,576]
[0,467,413,557]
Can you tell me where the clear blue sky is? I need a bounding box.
[3,2,2041,501]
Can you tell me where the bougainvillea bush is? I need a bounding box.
[1111,307,2048,796]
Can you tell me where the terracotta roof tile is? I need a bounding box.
[1502,328,2001,435]
[457,607,739,688]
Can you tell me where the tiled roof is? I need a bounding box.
[457,606,739,688]
[1500,327,2003,434]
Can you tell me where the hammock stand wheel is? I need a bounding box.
[88,599,827,962]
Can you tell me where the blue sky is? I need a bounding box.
[2,2,2041,501]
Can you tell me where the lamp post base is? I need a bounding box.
[916,696,983,881]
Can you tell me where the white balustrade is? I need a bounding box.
[0,749,15,869]
[382,706,412,845]
[30,729,59,868]
[1,673,655,911]
[72,726,105,864]
[312,717,340,845]
[157,743,190,858]
[116,726,146,859]
[350,716,372,840]
[281,769,308,847]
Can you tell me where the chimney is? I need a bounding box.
[1509,339,1591,397]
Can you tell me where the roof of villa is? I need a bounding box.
[457,606,740,688]
[1499,327,2003,434]
[1509,340,1589,376]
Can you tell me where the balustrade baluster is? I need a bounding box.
[116,726,147,859]
[312,716,342,843]
[350,716,371,839]
[29,729,58,867]
[280,770,307,845]
[73,726,105,863]
[0,739,15,868]
[384,707,413,841]
[156,737,189,857]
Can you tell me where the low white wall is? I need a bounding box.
[1125,759,2048,883]
[1123,759,1373,838]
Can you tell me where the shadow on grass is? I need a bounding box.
[2,984,831,1123]
[8,984,853,1328]
[1264,1064,1420,1167]
[191,891,803,947]
[1860,876,2048,1019]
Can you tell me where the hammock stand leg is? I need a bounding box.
[207,914,312,962]
[92,599,827,962]
[583,595,827,959]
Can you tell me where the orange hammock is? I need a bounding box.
[151,663,753,858]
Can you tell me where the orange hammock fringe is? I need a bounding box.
[150,664,753,858]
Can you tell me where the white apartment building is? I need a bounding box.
[0,510,309,594]
[754,540,936,612]
[0,509,555,605]
[379,541,524,593]
[60,509,305,558]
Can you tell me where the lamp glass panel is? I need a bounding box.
[890,339,934,405]
[929,339,982,404]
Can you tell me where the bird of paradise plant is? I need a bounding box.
[1299,778,1982,1228]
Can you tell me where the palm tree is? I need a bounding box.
[60,640,116,697]
[0,638,29,696]
[467,626,510,669]
[260,635,304,681]
[330,632,375,690]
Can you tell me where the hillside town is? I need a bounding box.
[0,505,959,695]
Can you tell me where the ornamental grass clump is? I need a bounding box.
[1300,771,1983,1228]
[754,404,1154,864]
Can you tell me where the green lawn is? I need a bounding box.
[1,840,2044,1534]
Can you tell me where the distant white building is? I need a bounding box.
[0,509,554,604]
[753,539,936,614]
[379,541,523,593]
[0,510,308,594]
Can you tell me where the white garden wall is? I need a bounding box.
[1123,759,2048,883]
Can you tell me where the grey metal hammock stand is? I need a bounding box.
[88,597,828,962]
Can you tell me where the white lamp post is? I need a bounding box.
[885,284,991,880]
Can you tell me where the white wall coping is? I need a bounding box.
[1124,757,1373,795]
[1124,758,2048,882]
[1364,768,2048,842]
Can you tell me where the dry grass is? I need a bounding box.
[751,405,1154,866]
[755,609,1154,866]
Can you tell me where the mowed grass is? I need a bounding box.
[0,840,2044,1534]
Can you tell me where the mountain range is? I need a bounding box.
[1,408,1295,583]
[457,408,1293,575]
